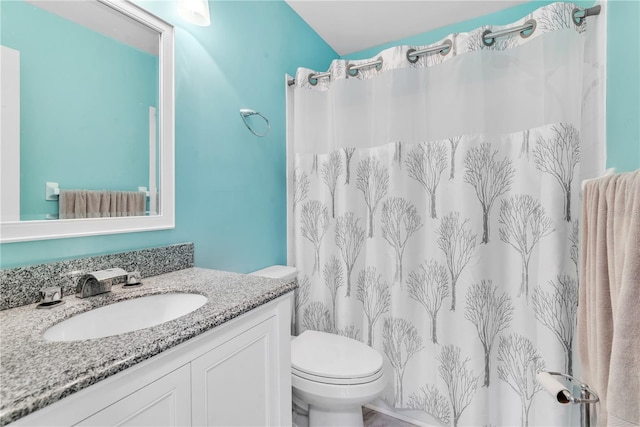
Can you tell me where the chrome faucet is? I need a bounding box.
[76,268,128,298]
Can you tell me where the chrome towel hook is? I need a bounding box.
[239,108,271,137]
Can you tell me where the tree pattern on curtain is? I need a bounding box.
[381,197,422,284]
[335,212,365,297]
[464,280,514,387]
[497,333,546,427]
[290,3,601,426]
[436,212,477,312]
[498,195,554,299]
[463,142,515,245]
[407,260,449,344]
[357,266,391,346]
[294,126,581,426]
[533,123,581,222]
[356,157,389,238]
[406,142,448,220]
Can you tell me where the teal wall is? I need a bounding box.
[606,0,640,172]
[1,1,157,220]
[0,1,336,269]
[3,0,637,270]
[343,1,639,173]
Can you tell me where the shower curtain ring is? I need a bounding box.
[482,29,495,47]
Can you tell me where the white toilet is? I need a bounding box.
[249,265,386,427]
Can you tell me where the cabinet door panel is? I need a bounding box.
[191,317,279,426]
[76,364,191,427]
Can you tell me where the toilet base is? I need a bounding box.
[308,405,363,427]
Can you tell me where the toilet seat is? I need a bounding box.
[291,330,384,386]
[291,366,387,412]
[292,365,384,385]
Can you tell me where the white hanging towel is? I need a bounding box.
[578,170,640,426]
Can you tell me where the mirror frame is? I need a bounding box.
[0,0,175,243]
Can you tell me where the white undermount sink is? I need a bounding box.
[43,293,208,342]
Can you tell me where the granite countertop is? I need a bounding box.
[0,267,297,425]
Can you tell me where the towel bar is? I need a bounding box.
[537,371,599,427]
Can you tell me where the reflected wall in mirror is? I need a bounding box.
[3,0,158,220]
[0,0,175,242]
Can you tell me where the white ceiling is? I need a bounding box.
[25,0,159,56]
[285,0,530,56]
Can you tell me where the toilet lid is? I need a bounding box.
[291,330,383,380]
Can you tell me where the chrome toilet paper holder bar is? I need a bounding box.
[539,371,599,427]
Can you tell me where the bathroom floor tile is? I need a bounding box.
[363,408,420,427]
[292,407,419,427]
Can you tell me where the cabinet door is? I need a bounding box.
[76,364,191,427]
[191,317,281,426]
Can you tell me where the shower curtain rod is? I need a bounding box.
[287,4,601,87]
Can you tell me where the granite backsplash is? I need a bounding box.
[0,243,194,310]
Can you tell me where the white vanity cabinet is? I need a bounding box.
[76,365,192,427]
[191,316,280,426]
[12,294,292,427]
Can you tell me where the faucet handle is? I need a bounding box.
[125,271,143,287]
[36,286,65,309]
[127,271,141,283]
[40,286,63,303]
[122,271,142,288]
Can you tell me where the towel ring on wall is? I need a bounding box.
[239,109,271,137]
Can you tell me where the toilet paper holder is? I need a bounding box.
[537,371,599,427]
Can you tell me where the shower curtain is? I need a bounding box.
[287,3,605,426]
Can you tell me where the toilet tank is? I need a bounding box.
[249,265,297,281]
[250,265,299,336]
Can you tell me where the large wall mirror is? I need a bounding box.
[0,0,174,242]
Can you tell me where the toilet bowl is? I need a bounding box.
[291,330,386,426]
[250,265,386,427]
